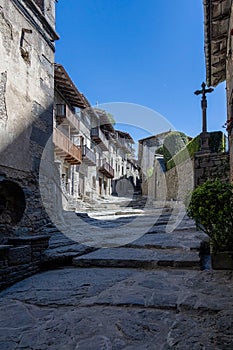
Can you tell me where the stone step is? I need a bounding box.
[73,247,201,269]
[125,233,202,251]
[42,233,96,266]
[126,230,208,251]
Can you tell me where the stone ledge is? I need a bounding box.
[8,235,50,245]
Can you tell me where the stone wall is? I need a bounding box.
[225,3,233,183]
[151,157,194,202]
[0,0,58,236]
[0,164,53,241]
[165,158,194,201]
[229,135,233,183]
[0,234,50,291]
[138,132,170,197]
[146,151,230,203]
[194,151,230,187]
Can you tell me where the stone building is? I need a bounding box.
[54,64,114,203]
[80,111,139,198]
[53,64,138,205]
[138,129,229,202]
[0,0,58,239]
[0,0,59,290]
[90,108,115,197]
[54,63,91,205]
[138,132,170,197]
[111,130,140,197]
[203,0,233,182]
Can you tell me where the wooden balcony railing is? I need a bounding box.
[53,127,82,165]
[56,104,80,131]
[90,127,109,151]
[82,145,96,166]
[118,137,132,153]
[98,160,114,178]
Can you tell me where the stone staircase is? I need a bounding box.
[41,200,208,270]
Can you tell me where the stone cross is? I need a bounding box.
[194,82,214,133]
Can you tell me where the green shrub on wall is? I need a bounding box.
[165,131,226,170]
[209,131,226,153]
[156,146,164,155]
[163,131,189,163]
[166,135,201,170]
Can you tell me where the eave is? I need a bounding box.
[204,0,231,87]
[94,108,115,132]
[54,64,90,109]
[115,130,134,143]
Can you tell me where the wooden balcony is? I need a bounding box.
[90,127,109,151]
[53,127,82,165]
[118,137,133,153]
[99,160,114,178]
[82,145,96,166]
[55,104,80,132]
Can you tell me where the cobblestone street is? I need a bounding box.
[1,197,233,349]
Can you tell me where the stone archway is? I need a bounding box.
[0,180,26,225]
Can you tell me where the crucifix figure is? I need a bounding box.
[194,82,214,133]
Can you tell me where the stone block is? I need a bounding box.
[8,245,31,266]
[8,235,50,249]
[31,251,41,261]
[0,245,11,258]
[194,168,204,177]
[200,161,214,167]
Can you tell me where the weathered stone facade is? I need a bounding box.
[0,0,58,239]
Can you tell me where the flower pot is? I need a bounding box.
[211,251,233,270]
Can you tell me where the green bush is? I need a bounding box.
[209,131,226,153]
[156,146,164,155]
[166,135,200,170]
[163,131,188,163]
[187,179,233,253]
[166,131,226,170]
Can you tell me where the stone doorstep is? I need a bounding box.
[73,248,201,269]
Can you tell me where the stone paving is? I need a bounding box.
[0,197,233,349]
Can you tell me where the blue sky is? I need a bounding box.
[55,0,227,141]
